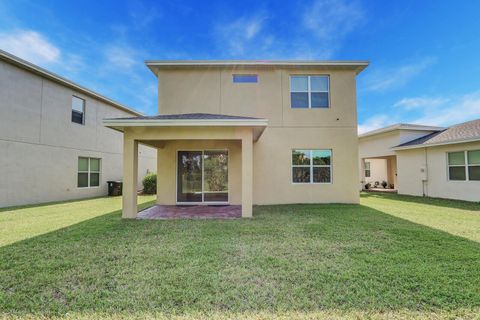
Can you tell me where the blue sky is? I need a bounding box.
[1,0,480,133]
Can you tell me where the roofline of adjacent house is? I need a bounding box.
[0,49,143,116]
[359,123,445,139]
[392,136,480,151]
[145,60,370,75]
[102,118,269,128]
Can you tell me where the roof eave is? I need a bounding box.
[145,60,370,76]
[0,49,143,116]
[393,137,480,150]
[102,118,269,141]
[359,124,445,138]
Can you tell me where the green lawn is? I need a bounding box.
[0,193,479,319]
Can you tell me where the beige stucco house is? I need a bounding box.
[0,50,156,208]
[104,60,369,218]
[359,119,480,201]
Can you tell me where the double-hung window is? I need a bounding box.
[365,161,371,178]
[447,150,480,181]
[292,149,332,183]
[78,157,101,188]
[72,96,85,124]
[290,75,329,108]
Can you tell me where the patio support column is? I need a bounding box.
[122,135,138,219]
[241,132,253,218]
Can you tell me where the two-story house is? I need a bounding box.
[0,50,156,207]
[104,60,369,218]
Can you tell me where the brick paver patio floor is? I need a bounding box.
[137,205,242,219]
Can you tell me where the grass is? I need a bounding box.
[0,193,479,319]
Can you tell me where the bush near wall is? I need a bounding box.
[142,173,157,194]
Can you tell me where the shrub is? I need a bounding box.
[142,173,157,194]
[381,180,388,188]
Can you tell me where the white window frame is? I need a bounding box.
[78,157,101,188]
[291,149,333,184]
[72,96,85,125]
[290,75,330,109]
[447,150,480,182]
[175,149,229,204]
[365,161,371,178]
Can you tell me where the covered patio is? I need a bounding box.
[103,113,268,219]
[138,204,242,219]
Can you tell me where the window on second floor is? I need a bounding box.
[290,75,329,108]
[72,96,85,125]
[232,74,258,83]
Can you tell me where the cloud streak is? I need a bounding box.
[362,57,436,92]
[0,30,60,65]
[214,0,366,59]
[359,92,480,134]
[214,12,269,56]
[303,0,364,42]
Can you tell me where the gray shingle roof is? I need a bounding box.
[106,113,264,121]
[396,119,480,148]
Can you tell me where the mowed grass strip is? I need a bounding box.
[0,193,479,319]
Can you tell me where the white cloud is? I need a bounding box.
[358,115,394,134]
[215,13,268,56]
[104,45,139,69]
[303,0,364,42]
[393,97,448,110]
[412,92,480,127]
[359,92,480,134]
[362,57,436,92]
[0,30,60,64]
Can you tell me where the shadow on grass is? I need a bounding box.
[361,191,480,211]
[0,196,119,213]
[0,202,479,317]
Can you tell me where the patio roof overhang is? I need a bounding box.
[103,113,269,141]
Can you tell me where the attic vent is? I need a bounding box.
[232,74,258,83]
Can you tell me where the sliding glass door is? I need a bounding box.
[177,150,228,203]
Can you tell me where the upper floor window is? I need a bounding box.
[72,96,85,125]
[78,157,101,188]
[365,161,371,178]
[292,149,332,183]
[233,74,258,83]
[290,75,329,108]
[447,150,480,181]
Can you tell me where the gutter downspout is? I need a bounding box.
[422,147,428,197]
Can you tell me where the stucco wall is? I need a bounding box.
[154,66,360,204]
[0,59,156,208]
[397,142,480,201]
[158,68,358,128]
[363,158,388,185]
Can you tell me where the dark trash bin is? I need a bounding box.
[107,181,123,196]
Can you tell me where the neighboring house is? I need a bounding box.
[104,60,369,218]
[359,119,480,201]
[0,50,156,208]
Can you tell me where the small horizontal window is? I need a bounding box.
[233,74,258,83]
